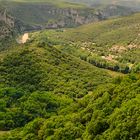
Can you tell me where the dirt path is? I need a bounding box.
[21,33,29,44]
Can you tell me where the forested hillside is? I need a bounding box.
[0,0,140,140]
[0,41,109,95]
[0,38,111,138]
[0,35,140,140]
[0,6,16,50]
[1,58,140,139]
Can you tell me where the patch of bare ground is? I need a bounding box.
[21,33,29,44]
[127,44,140,49]
[80,42,96,52]
[17,33,29,44]
[110,44,140,53]
[110,45,127,53]
[101,54,118,63]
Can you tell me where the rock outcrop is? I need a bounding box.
[8,3,104,30]
[0,7,15,40]
[6,2,134,30]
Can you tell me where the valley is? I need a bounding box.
[0,0,140,140]
[29,13,140,73]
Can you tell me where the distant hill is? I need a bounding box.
[0,0,135,32]
[66,0,140,10]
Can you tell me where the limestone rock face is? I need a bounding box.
[44,8,101,28]
[7,3,105,30]
[0,8,14,27]
[7,3,134,30]
[0,7,15,40]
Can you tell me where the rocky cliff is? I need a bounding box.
[0,7,15,40]
[6,2,134,31]
[6,3,103,30]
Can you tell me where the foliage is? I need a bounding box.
[1,75,140,139]
[0,40,110,133]
[0,43,110,94]
[0,3,140,140]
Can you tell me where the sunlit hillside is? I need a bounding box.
[0,0,140,140]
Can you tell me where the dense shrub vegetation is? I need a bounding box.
[0,41,110,137]
[0,38,139,139]
[1,74,140,140]
[0,43,109,95]
[0,4,140,140]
